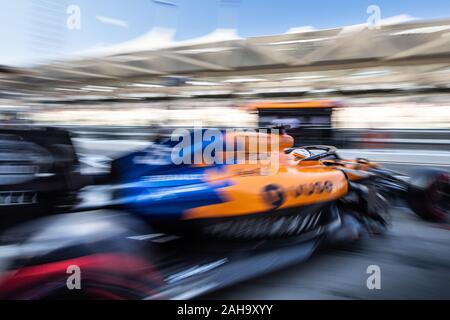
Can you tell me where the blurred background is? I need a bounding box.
[1,1,450,147]
[0,0,449,299]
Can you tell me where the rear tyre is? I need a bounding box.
[407,169,450,221]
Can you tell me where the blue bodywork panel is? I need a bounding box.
[111,130,232,221]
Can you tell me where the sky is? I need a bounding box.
[1,0,450,66]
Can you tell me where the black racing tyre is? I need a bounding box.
[407,169,450,221]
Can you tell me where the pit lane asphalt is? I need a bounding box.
[204,206,450,299]
[76,140,450,300]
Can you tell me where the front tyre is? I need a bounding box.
[407,169,450,221]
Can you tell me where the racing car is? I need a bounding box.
[0,128,448,299]
[0,126,87,230]
[107,128,448,237]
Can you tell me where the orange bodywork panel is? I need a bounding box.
[185,160,348,220]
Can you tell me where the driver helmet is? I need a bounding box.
[291,148,311,161]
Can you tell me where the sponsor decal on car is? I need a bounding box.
[261,184,286,209]
[288,181,334,198]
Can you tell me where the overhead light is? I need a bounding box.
[82,88,114,92]
[349,70,392,78]
[84,85,118,90]
[54,88,82,92]
[82,85,118,92]
[128,83,164,88]
[281,75,325,81]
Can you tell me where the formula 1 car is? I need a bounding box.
[107,128,448,237]
[0,126,87,230]
[0,128,448,299]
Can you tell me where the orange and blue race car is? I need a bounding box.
[0,127,448,299]
[107,127,448,236]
